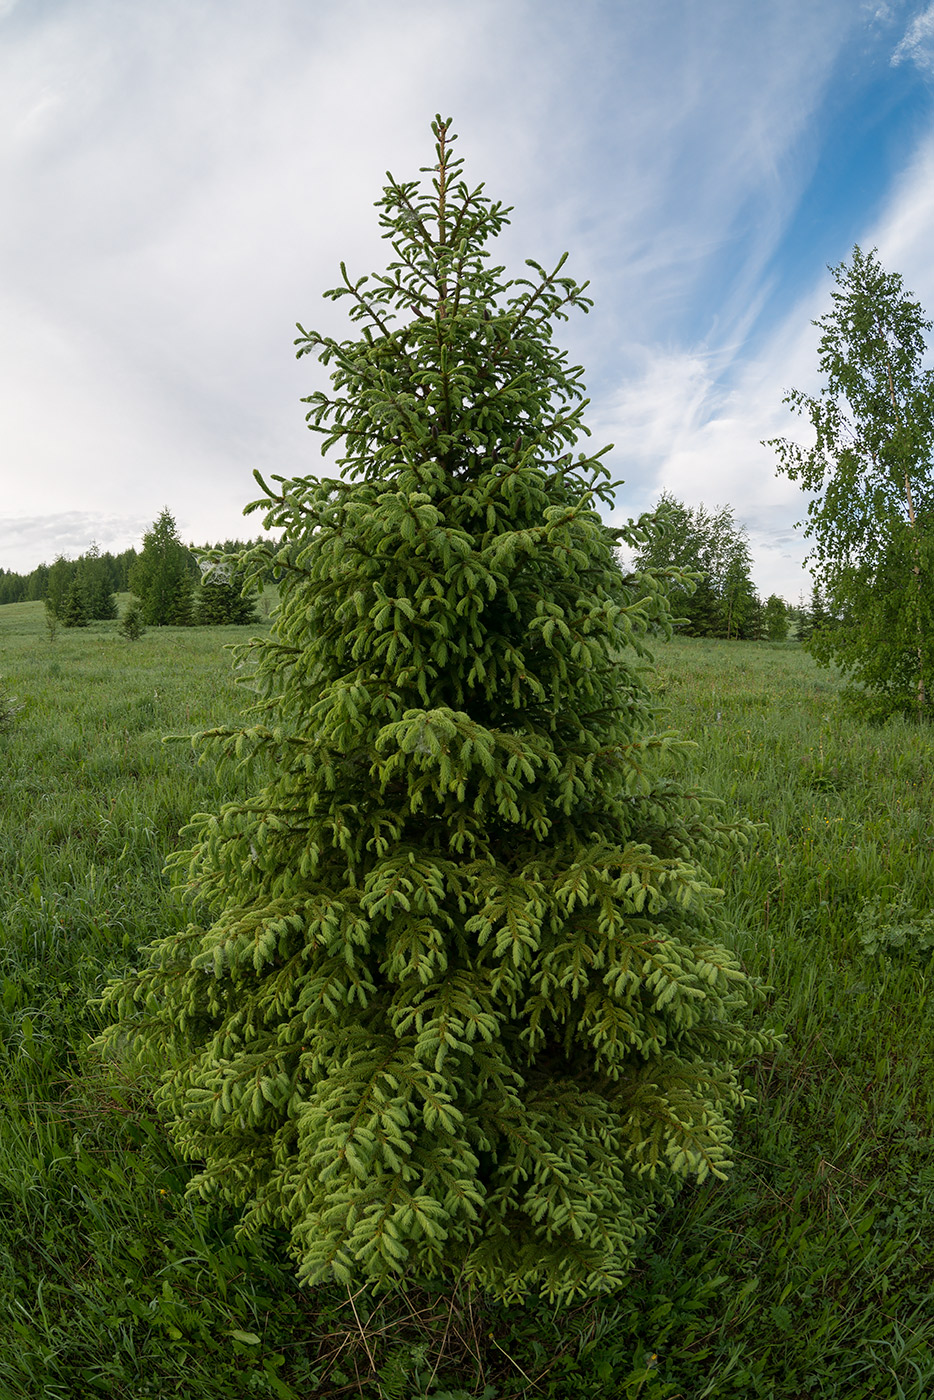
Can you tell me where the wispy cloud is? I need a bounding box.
[868,132,934,309]
[0,0,930,593]
[601,315,823,601]
[892,3,934,72]
[603,112,934,602]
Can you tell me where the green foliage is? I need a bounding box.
[130,508,197,626]
[634,493,761,639]
[40,544,120,626]
[196,557,260,625]
[720,553,759,641]
[795,580,830,642]
[120,598,147,641]
[60,574,91,628]
[856,896,934,963]
[44,554,75,621]
[81,541,119,621]
[95,120,771,1305]
[0,676,22,732]
[3,545,268,616]
[43,597,58,643]
[3,604,934,1396]
[0,568,26,605]
[763,594,788,642]
[813,525,934,723]
[768,245,934,721]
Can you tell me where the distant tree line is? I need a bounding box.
[0,544,137,607]
[3,509,275,628]
[634,493,791,640]
[8,497,804,643]
[44,543,122,626]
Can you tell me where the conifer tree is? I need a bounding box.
[195,559,260,625]
[808,581,829,640]
[120,599,146,641]
[633,494,759,638]
[129,509,195,626]
[792,593,810,641]
[96,120,772,1303]
[45,554,75,621]
[82,542,118,621]
[743,593,763,641]
[61,574,91,627]
[0,569,26,605]
[718,553,758,640]
[27,562,50,602]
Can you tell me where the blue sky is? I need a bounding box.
[2,0,934,599]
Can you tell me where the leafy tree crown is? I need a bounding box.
[767,246,934,718]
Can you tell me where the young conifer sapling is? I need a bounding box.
[97,119,772,1303]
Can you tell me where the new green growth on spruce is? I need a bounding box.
[96,119,772,1302]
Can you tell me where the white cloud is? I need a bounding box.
[602,119,934,603]
[2,510,153,564]
[600,322,822,602]
[0,0,928,588]
[892,3,934,72]
[594,347,718,474]
[866,131,934,315]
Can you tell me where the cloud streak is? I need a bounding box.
[892,3,934,72]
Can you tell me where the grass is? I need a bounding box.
[1,604,933,1398]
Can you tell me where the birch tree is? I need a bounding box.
[768,246,934,720]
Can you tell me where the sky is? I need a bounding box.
[2,0,934,601]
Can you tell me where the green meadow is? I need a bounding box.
[1,597,933,1399]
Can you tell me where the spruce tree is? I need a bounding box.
[44,554,75,621]
[27,562,50,602]
[809,581,829,639]
[120,600,146,641]
[96,119,771,1303]
[633,494,758,638]
[0,569,26,605]
[130,509,195,625]
[196,559,260,625]
[82,542,118,621]
[61,575,91,627]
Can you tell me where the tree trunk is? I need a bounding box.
[884,349,927,719]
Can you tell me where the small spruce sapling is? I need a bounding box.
[120,600,146,642]
[97,119,773,1303]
